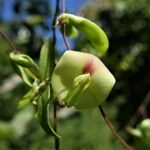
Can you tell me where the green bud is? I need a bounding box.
[10,52,41,79]
[10,53,34,68]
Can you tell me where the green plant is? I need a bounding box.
[58,13,109,56]
[0,1,133,149]
[128,119,150,150]
[51,50,115,109]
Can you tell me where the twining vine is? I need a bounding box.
[56,1,133,150]
[0,0,134,150]
[51,0,60,150]
[61,0,71,50]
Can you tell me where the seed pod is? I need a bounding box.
[58,13,109,55]
[63,24,78,37]
[51,51,115,109]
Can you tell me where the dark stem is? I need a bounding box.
[51,0,60,69]
[99,105,133,150]
[0,29,18,53]
[51,0,60,150]
[53,101,60,150]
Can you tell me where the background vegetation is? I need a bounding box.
[0,0,149,149]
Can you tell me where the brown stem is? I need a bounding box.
[0,28,18,53]
[62,0,65,13]
[99,105,133,150]
[61,0,71,50]
[61,24,71,50]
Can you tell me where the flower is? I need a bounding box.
[51,51,115,109]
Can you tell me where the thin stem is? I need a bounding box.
[0,29,18,53]
[61,25,71,50]
[51,0,60,68]
[62,0,65,13]
[99,105,133,150]
[53,101,60,150]
[61,0,71,50]
[51,0,60,150]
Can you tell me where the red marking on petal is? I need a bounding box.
[83,60,96,74]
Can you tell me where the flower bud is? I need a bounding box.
[51,51,115,109]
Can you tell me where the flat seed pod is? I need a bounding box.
[58,13,109,56]
[51,51,115,109]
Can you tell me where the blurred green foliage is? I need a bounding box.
[0,0,150,149]
[77,0,150,128]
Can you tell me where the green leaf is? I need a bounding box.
[39,42,50,79]
[10,62,32,87]
[18,66,33,87]
[18,80,48,110]
[17,89,33,110]
[10,59,23,77]
[37,86,60,138]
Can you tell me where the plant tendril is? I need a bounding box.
[99,106,133,150]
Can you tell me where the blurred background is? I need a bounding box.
[0,0,150,149]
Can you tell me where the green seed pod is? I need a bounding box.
[58,13,109,55]
[63,24,78,37]
[51,51,115,109]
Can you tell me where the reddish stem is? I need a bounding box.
[0,29,18,53]
[99,106,133,150]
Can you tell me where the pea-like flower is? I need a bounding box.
[51,51,115,109]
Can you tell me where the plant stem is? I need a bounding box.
[61,25,71,50]
[62,0,65,13]
[99,105,133,150]
[61,0,71,50]
[51,0,60,150]
[53,101,60,150]
[51,0,60,71]
[0,29,18,53]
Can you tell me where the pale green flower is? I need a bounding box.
[51,51,115,109]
